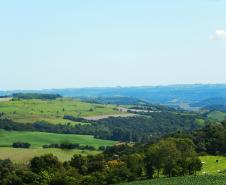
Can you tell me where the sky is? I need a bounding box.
[0,0,226,90]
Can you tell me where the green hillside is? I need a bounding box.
[0,130,116,148]
[199,156,226,175]
[0,98,124,124]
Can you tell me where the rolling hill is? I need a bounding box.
[0,97,128,125]
[1,84,226,110]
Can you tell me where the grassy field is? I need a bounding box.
[0,130,116,163]
[120,175,226,185]
[207,111,226,122]
[0,147,100,163]
[0,98,125,124]
[199,156,226,174]
[0,130,116,148]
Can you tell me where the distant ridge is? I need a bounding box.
[1,84,226,109]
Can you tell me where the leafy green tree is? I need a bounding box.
[87,154,105,173]
[30,154,61,173]
[122,153,144,178]
[70,155,88,175]
[145,144,162,178]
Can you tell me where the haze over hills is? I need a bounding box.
[1,84,226,109]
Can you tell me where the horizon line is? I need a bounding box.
[1,83,226,92]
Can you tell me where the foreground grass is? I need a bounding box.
[0,98,124,124]
[120,175,226,185]
[199,156,226,174]
[0,130,116,148]
[0,147,100,163]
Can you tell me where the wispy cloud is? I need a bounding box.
[209,30,226,41]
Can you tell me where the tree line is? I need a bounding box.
[171,120,226,155]
[12,93,61,100]
[0,137,201,185]
[0,111,204,143]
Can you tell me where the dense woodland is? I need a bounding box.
[0,111,203,143]
[2,117,226,156]
[171,120,226,155]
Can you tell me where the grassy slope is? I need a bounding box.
[199,156,226,174]
[0,98,123,124]
[0,148,100,163]
[0,98,121,163]
[0,130,116,163]
[0,130,116,148]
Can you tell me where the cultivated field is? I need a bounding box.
[0,97,12,102]
[0,98,126,124]
[120,175,226,185]
[84,113,135,121]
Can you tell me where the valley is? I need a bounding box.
[0,90,226,184]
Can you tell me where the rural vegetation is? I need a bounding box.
[0,96,125,125]
[0,137,202,185]
[1,93,226,184]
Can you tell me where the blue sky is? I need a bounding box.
[0,0,226,90]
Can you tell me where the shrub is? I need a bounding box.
[12,142,31,148]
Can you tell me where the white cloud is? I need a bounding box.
[209,30,226,41]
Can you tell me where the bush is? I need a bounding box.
[12,142,31,148]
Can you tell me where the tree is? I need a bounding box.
[122,153,144,178]
[145,144,163,178]
[145,138,202,178]
[87,154,105,173]
[30,154,61,173]
[185,157,202,175]
[70,155,88,175]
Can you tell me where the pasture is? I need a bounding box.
[0,147,100,163]
[0,130,116,148]
[199,156,226,174]
[0,98,125,124]
[0,130,116,163]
